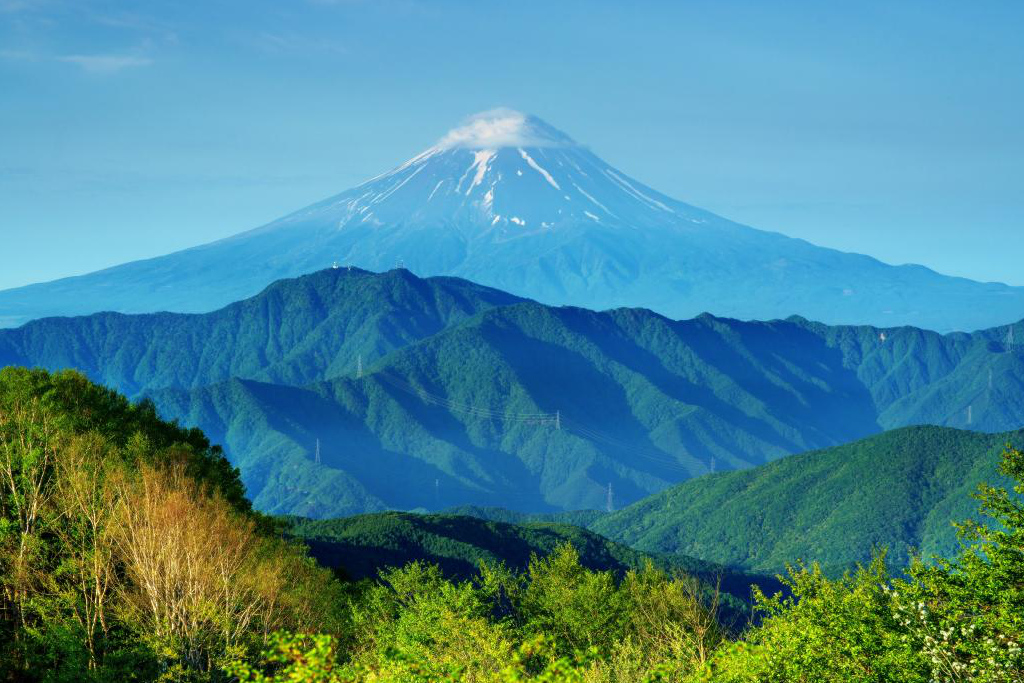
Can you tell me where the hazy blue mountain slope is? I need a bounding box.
[142,282,1024,516]
[0,268,522,396]
[590,426,1021,573]
[149,305,883,514]
[2,110,1022,331]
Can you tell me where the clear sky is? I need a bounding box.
[1,0,1022,290]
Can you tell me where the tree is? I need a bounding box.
[893,445,1024,682]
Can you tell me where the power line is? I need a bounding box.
[376,371,554,422]
[373,370,695,474]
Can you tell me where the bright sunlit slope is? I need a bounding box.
[591,425,1023,573]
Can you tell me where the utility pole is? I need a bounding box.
[606,482,614,513]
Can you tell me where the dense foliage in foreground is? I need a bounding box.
[2,368,1022,681]
[0,368,343,681]
[240,447,1024,682]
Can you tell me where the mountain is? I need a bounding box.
[0,267,521,396]
[152,299,1024,516]
[2,108,1023,332]
[590,425,1022,573]
[5,268,1024,517]
[281,511,780,626]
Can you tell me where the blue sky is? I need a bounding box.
[1,0,1022,290]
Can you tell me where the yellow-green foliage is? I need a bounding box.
[0,368,344,682]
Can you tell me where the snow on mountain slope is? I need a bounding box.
[290,109,700,233]
[1,108,1022,331]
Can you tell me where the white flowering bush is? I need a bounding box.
[891,445,1024,683]
[699,446,1024,683]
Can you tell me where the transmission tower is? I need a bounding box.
[709,456,716,474]
[606,482,614,513]
[314,438,321,465]
[967,405,973,425]
[555,410,561,430]
[357,354,363,379]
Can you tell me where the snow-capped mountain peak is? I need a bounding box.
[3,110,1024,333]
[289,110,705,236]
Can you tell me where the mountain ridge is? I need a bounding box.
[4,267,1024,516]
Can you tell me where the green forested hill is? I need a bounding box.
[590,425,1022,572]
[0,367,346,681]
[285,512,713,580]
[439,505,608,528]
[0,268,522,395]
[3,268,1024,516]
[282,511,779,626]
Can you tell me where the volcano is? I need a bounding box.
[2,108,1022,331]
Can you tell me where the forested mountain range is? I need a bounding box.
[590,425,1023,573]
[3,267,1024,515]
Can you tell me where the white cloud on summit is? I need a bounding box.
[437,108,573,149]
